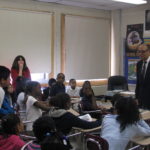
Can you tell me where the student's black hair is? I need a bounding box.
[1,114,21,135]
[0,66,10,81]
[111,93,123,107]
[115,96,141,132]
[49,96,58,106]
[33,116,56,142]
[82,80,91,88]
[25,81,40,95]
[33,116,71,150]
[48,78,56,87]
[50,93,71,110]
[41,137,70,150]
[56,73,65,80]
[69,79,75,84]
[11,55,28,70]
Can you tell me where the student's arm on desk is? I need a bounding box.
[138,120,150,129]
[136,120,150,136]
[131,120,150,146]
[34,101,50,111]
[66,112,101,129]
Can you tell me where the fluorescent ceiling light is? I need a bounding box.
[113,0,147,4]
[36,0,61,2]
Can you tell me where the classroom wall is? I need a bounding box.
[120,3,150,91]
[2,1,148,95]
[0,0,111,95]
[0,0,110,75]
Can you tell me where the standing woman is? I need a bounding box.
[11,55,31,94]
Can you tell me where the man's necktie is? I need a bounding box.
[141,61,147,80]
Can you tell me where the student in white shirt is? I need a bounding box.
[25,81,50,131]
[66,79,80,98]
[101,95,150,150]
[17,92,26,121]
[0,87,5,109]
[16,78,29,121]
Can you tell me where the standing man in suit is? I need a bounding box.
[135,43,150,109]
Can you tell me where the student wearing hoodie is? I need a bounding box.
[48,93,101,135]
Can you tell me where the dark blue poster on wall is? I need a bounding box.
[124,24,144,84]
[145,10,150,30]
[126,24,143,57]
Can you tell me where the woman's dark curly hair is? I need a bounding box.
[115,96,141,132]
[11,55,28,70]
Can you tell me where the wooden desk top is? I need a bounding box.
[96,100,112,109]
[140,110,150,120]
[120,91,135,97]
[73,126,101,133]
[131,136,150,146]
[131,110,150,146]
[71,99,80,104]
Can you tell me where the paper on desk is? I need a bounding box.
[78,114,92,122]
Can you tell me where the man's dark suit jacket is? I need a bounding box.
[135,60,150,109]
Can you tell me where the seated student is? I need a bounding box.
[17,91,27,121]
[81,87,104,119]
[43,78,56,101]
[25,81,50,131]
[79,81,94,97]
[3,84,16,108]
[66,79,80,98]
[50,73,66,97]
[16,78,30,121]
[0,114,25,150]
[0,66,14,118]
[23,116,71,150]
[48,93,101,135]
[101,96,150,150]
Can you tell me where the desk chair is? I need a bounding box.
[106,75,129,100]
[21,140,33,150]
[85,134,109,150]
[107,75,128,91]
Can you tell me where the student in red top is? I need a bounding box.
[0,114,25,150]
[11,55,31,95]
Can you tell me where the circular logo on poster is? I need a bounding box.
[127,31,142,50]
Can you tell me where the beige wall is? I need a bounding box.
[121,3,150,74]
[1,1,149,95]
[0,0,110,78]
[120,3,150,91]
